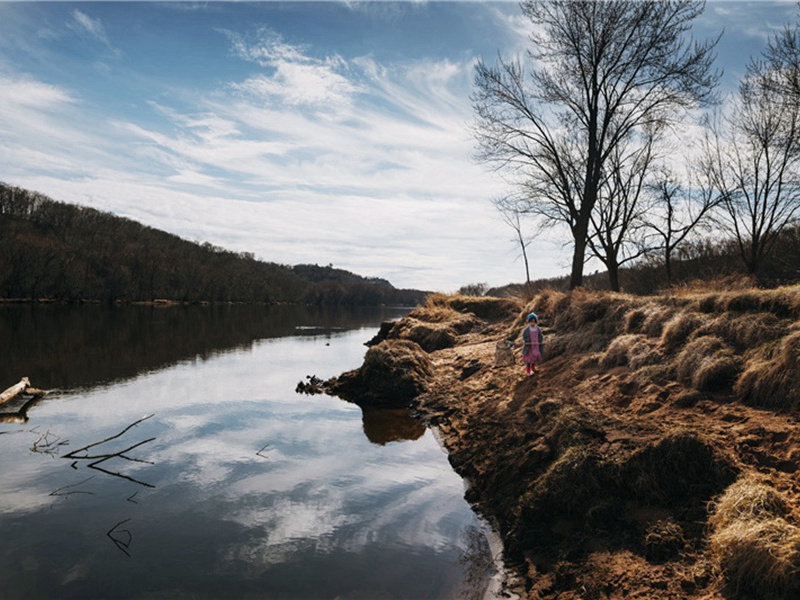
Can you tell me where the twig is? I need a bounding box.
[63,415,154,459]
[77,437,156,463]
[256,442,270,459]
[50,476,96,497]
[107,519,133,557]
[88,464,155,488]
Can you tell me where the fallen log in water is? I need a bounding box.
[0,378,31,406]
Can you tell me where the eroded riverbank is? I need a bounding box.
[327,288,800,599]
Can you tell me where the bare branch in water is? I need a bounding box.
[107,519,133,557]
[63,415,154,459]
[50,476,96,497]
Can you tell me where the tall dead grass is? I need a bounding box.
[736,330,800,410]
[601,334,662,369]
[424,292,521,322]
[674,335,741,392]
[709,475,800,596]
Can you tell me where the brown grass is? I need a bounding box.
[620,428,737,504]
[660,311,704,352]
[695,312,788,352]
[425,292,521,322]
[736,330,800,411]
[708,475,800,596]
[521,447,610,516]
[674,335,741,392]
[644,518,686,562]
[601,334,661,369]
[711,519,800,596]
[708,474,789,530]
[545,404,604,455]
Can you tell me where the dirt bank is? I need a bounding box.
[328,288,800,599]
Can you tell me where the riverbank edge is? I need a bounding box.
[329,288,800,599]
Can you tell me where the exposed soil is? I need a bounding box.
[328,288,800,600]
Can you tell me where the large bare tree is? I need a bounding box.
[704,22,800,277]
[472,0,719,289]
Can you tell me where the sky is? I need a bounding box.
[0,1,798,292]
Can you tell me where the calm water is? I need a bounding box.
[0,305,497,599]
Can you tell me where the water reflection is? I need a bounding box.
[0,392,46,424]
[0,303,404,390]
[0,306,496,599]
[361,407,426,445]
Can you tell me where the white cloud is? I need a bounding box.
[68,9,121,57]
[0,75,77,110]
[0,17,562,290]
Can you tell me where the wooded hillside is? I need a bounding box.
[0,183,426,306]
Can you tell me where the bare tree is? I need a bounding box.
[472,0,719,289]
[588,132,656,291]
[644,164,720,286]
[704,22,800,277]
[493,196,533,291]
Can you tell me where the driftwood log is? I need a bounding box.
[0,377,33,406]
[0,378,47,423]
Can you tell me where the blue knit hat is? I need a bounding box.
[527,312,538,322]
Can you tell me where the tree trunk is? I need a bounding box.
[665,249,673,287]
[570,217,591,289]
[608,261,620,292]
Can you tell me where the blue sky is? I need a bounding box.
[0,1,797,291]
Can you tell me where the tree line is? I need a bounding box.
[0,183,426,306]
[475,0,800,292]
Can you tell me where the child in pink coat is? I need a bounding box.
[521,312,545,376]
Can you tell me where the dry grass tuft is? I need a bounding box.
[426,293,521,322]
[695,312,788,352]
[660,311,705,352]
[623,307,648,333]
[545,405,604,455]
[736,330,800,411]
[390,318,459,351]
[359,339,432,398]
[675,335,741,392]
[708,474,789,530]
[644,518,686,562]
[620,428,737,504]
[640,305,676,338]
[669,275,758,296]
[711,518,800,596]
[521,447,610,516]
[601,334,661,369]
[709,475,800,596]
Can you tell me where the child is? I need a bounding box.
[521,312,545,376]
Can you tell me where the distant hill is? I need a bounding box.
[0,183,428,306]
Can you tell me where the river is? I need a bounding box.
[0,304,498,599]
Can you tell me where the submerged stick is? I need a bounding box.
[63,415,154,459]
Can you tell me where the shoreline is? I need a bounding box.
[330,288,800,599]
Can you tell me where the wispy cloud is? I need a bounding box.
[68,9,122,57]
[0,5,567,290]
